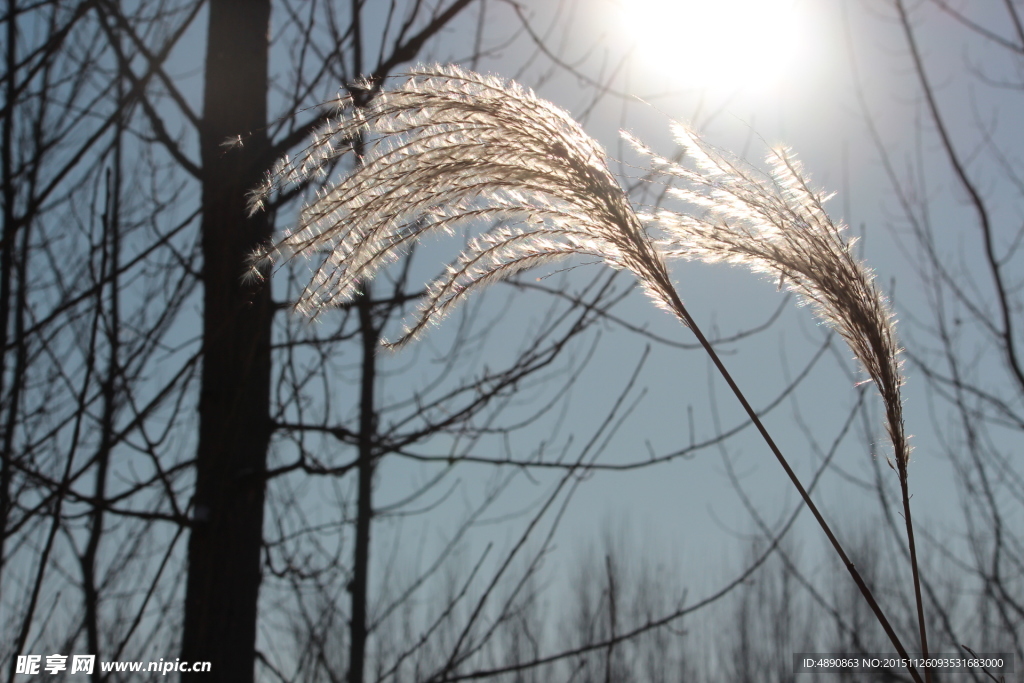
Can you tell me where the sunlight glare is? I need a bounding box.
[617,0,805,93]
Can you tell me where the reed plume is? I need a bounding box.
[632,128,926,677]
[251,65,925,681]
[632,126,910,471]
[248,64,678,348]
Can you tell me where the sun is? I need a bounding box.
[616,0,805,93]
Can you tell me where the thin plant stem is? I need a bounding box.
[894,1,965,676]
[664,285,924,683]
[902,470,931,682]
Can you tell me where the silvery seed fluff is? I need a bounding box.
[631,126,910,470]
[248,64,679,349]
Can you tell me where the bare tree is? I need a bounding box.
[1,3,662,683]
[2,3,202,678]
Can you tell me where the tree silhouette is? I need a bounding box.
[1,2,647,682]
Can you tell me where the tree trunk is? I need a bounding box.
[182,1,272,680]
[348,287,377,683]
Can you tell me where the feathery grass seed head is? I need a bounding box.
[635,127,911,470]
[252,65,910,470]
[250,65,678,347]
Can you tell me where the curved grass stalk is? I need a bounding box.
[251,64,924,682]
[633,129,928,679]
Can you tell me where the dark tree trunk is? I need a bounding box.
[182,1,272,681]
[349,287,377,683]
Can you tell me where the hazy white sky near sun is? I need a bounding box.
[615,0,805,93]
